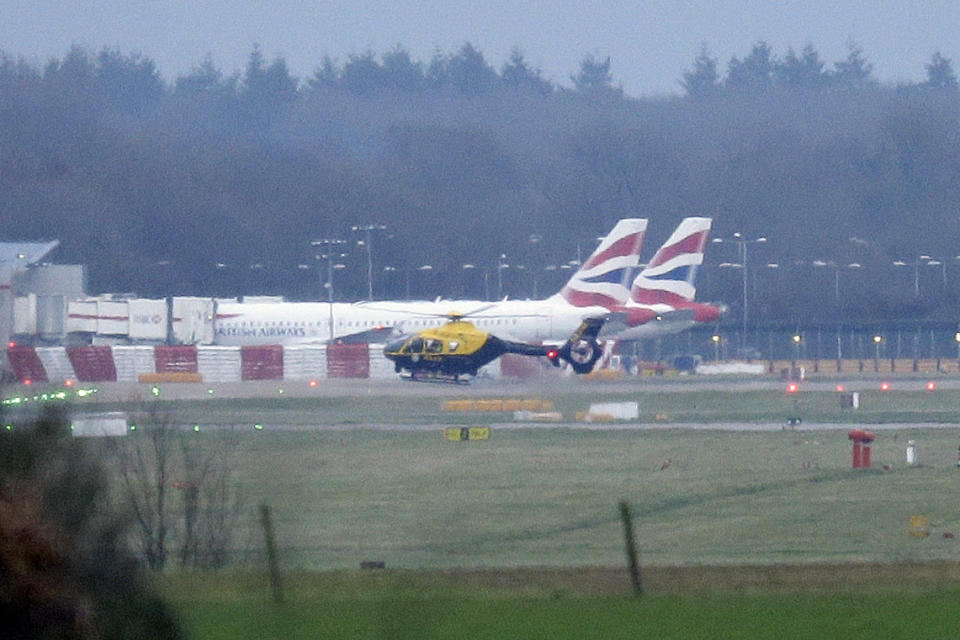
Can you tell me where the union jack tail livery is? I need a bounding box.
[558,218,647,308]
[630,217,712,306]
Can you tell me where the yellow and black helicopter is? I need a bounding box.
[383,312,605,382]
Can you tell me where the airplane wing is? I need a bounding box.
[328,326,399,344]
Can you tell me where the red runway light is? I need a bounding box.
[835,384,845,392]
[23,379,31,385]
[308,379,318,387]
[926,381,937,391]
[787,383,799,393]
[64,379,74,387]
[880,382,891,391]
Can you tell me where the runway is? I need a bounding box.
[10,372,960,403]
[8,373,960,435]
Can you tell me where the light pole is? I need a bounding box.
[925,259,946,291]
[792,334,802,362]
[893,256,947,298]
[713,233,766,355]
[528,233,543,298]
[496,254,508,300]
[462,264,475,299]
[310,238,347,342]
[873,334,883,370]
[711,334,721,361]
[812,260,862,301]
[352,224,387,300]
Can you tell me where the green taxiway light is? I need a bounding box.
[207,388,215,395]
[151,386,161,397]
[254,423,264,431]
[193,425,200,432]
[129,424,137,432]
[77,390,89,398]
[278,388,284,394]
[4,424,12,431]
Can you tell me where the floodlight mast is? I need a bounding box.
[713,233,766,355]
[311,238,347,342]
[352,224,387,300]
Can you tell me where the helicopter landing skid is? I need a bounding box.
[400,371,471,384]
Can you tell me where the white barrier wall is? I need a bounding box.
[35,347,75,382]
[197,346,242,382]
[10,342,538,383]
[282,345,327,380]
[368,345,395,379]
[112,346,156,382]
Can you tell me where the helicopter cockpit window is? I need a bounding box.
[448,340,460,352]
[425,339,443,354]
[407,337,423,353]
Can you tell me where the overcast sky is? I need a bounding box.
[2,1,958,97]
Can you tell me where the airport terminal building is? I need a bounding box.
[0,240,85,349]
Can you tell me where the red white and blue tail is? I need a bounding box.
[630,217,711,305]
[558,218,647,308]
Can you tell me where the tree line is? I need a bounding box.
[2,41,960,323]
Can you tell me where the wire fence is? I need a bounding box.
[630,322,960,364]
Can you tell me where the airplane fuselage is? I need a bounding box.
[213,296,606,346]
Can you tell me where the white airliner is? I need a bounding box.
[213,218,649,346]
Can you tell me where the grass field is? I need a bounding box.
[161,571,960,640]
[129,424,960,570]
[53,385,960,637]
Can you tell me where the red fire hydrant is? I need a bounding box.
[848,429,876,468]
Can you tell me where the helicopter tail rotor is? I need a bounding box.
[550,317,605,374]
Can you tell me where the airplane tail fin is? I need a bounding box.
[558,218,647,308]
[630,217,712,305]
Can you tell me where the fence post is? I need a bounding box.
[619,500,642,596]
[260,503,284,603]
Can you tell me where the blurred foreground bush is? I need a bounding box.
[0,406,184,640]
